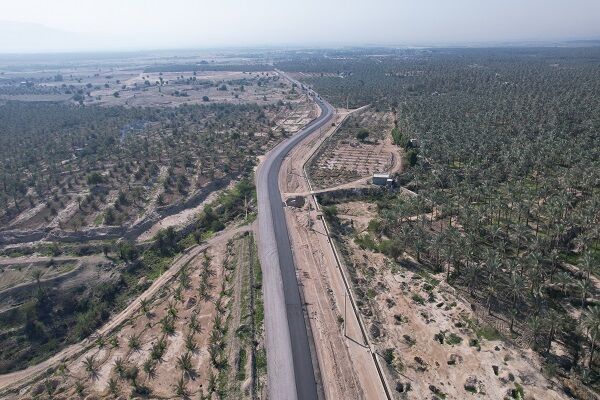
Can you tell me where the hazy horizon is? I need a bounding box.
[1,0,600,53]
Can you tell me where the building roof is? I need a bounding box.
[373,173,391,179]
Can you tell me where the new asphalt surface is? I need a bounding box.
[257,79,334,400]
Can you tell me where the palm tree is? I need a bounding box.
[464,263,481,297]
[555,271,571,296]
[75,381,85,397]
[548,248,560,282]
[176,352,195,379]
[485,253,501,314]
[506,272,526,333]
[167,301,178,320]
[143,358,156,378]
[579,251,596,286]
[31,269,43,292]
[140,298,151,316]
[174,376,189,397]
[544,308,565,355]
[128,334,141,351]
[189,313,201,333]
[161,315,175,335]
[527,315,543,350]
[83,355,98,379]
[150,336,167,361]
[214,298,225,314]
[113,357,125,378]
[577,278,591,313]
[185,332,197,352]
[179,265,191,289]
[107,377,119,396]
[582,306,600,367]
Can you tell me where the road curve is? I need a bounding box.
[256,73,334,400]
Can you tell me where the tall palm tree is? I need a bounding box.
[527,315,543,349]
[464,263,481,297]
[577,278,591,312]
[485,253,501,314]
[506,272,526,333]
[579,251,596,286]
[555,271,571,296]
[582,306,600,367]
[544,308,565,355]
[31,269,43,292]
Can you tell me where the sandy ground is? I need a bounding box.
[331,200,570,399]
[0,254,106,293]
[278,106,390,399]
[136,183,226,242]
[282,136,402,199]
[0,224,253,396]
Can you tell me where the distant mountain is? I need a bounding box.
[0,20,99,53]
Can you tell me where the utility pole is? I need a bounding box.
[344,292,347,337]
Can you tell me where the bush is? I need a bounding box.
[86,172,104,185]
[356,129,369,142]
[406,149,418,167]
[412,293,425,305]
[382,348,395,365]
[447,333,463,345]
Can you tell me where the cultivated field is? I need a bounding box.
[1,232,265,399]
[307,109,398,189]
[0,65,315,247]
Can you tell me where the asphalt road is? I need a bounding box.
[257,77,334,400]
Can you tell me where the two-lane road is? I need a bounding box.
[256,75,334,400]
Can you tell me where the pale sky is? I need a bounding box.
[1,0,599,52]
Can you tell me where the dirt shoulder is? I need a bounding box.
[278,106,389,399]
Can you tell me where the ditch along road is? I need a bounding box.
[256,72,334,400]
[0,225,252,394]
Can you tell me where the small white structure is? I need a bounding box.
[373,173,393,186]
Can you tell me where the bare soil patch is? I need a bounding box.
[332,199,570,399]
